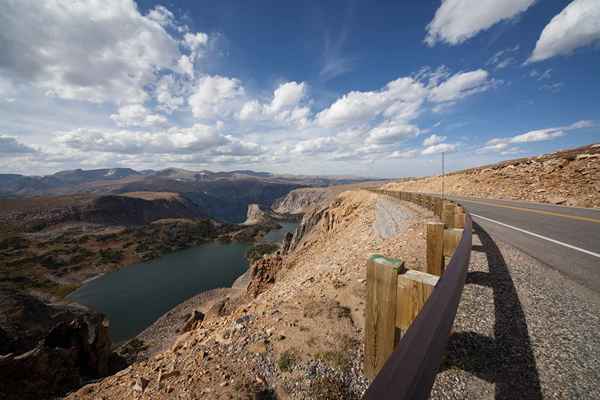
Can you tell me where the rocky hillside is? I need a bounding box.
[273,182,389,216]
[0,192,206,230]
[65,189,435,399]
[80,192,205,226]
[272,187,333,215]
[0,288,121,400]
[384,143,600,208]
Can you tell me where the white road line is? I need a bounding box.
[471,213,600,259]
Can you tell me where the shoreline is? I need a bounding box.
[115,219,298,360]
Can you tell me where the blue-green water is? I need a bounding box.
[263,221,298,242]
[68,221,298,344]
[68,242,251,343]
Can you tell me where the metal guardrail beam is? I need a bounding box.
[364,191,472,400]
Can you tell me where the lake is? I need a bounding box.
[68,221,298,344]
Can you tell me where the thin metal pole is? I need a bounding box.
[441,152,445,200]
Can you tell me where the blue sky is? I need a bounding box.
[0,0,599,177]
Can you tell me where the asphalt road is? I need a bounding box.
[444,195,600,293]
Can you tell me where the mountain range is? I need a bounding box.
[0,168,376,222]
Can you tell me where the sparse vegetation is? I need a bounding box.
[277,349,297,372]
[246,243,279,264]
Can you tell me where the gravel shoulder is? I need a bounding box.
[431,222,600,399]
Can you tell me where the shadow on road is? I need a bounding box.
[440,222,542,400]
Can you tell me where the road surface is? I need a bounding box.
[444,195,600,293]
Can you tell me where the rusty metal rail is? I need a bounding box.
[364,189,472,399]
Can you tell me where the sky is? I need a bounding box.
[0,0,599,178]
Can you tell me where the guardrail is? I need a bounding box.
[363,189,472,399]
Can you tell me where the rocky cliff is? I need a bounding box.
[0,288,120,400]
[384,143,600,208]
[241,203,280,227]
[79,192,205,226]
[272,187,334,215]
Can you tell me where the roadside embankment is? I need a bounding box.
[66,189,435,399]
[384,143,600,208]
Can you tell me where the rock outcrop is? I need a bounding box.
[384,143,600,208]
[0,288,120,400]
[241,204,279,227]
[272,187,334,215]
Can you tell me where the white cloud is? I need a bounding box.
[292,137,338,155]
[366,121,419,144]
[0,0,189,104]
[269,82,306,112]
[425,0,536,46]
[529,0,600,63]
[422,143,457,155]
[482,120,595,151]
[510,129,566,143]
[146,5,175,27]
[423,134,447,146]
[188,75,245,119]
[183,32,209,52]
[387,149,419,159]
[237,81,310,127]
[154,75,186,113]
[0,136,37,154]
[110,104,168,128]
[486,45,520,69]
[316,77,428,128]
[55,124,227,155]
[429,70,495,103]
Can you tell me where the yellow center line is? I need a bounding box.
[456,198,600,224]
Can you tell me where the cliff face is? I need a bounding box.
[0,289,119,400]
[383,143,600,208]
[79,192,205,226]
[272,187,333,215]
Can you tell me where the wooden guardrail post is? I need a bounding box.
[442,202,455,228]
[443,228,463,257]
[396,270,439,341]
[454,208,465,229]
[365,255,404,380]
[426,222,444,276]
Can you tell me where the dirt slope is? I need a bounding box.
[383,143,600,208]
[66,190,436,400]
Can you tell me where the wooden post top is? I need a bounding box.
[369,254,406,273]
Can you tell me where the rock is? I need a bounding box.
[0,288,119,400]
[181,310,204,333]
[133,377,149,392]
[241,204,279,227]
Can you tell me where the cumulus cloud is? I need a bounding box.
[423,134,447,146]
[292,137,338,155]
[529,0,600,63]
[425,0,536,46]
[482,120,595,152]
[0,136,37,154]
[237,81,310,127]
[316,77,428,128]
[188,75,245,119]
[55,124,227,155]
[428,70,496,103]
[0,0,191,104]
[422,143,457,155]
[366,121,420,145]
[110,104,168,128]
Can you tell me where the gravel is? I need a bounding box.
[431,222,600,399]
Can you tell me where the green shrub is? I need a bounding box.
[246,243,279,264]
[277,350,296,372]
